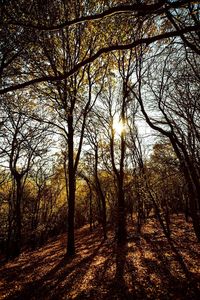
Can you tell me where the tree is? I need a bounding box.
[27,0,107,255]
[85,115,108,239]
[91,49,139,244]
[131,42,200,241]
[0,95,50,256]
[146,142,183,237]
[0,1,199,95]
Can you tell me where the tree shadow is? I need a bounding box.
[142,232,200,299]
[1,219,200,300]
[104,242,134,300]
[4,229,106,300]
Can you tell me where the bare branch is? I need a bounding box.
[1,24,199,95]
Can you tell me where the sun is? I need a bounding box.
[112,116,126,135]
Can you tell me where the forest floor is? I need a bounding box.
[0,215,200,300]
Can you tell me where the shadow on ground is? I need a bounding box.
[1,216,200,300]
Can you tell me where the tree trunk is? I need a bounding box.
[89,188,93,232]
[117,179,127,245]
[184,194,189,222]
[6,188,14,259]
[189,179,200,242]
[13,177,22,257]
[188,182,200,242]
[67,115,76,256]
[181,162,200,242]
[67,175,75,256]
[101,194,107,240]
[94,147,107,239]
[6,204,13,259]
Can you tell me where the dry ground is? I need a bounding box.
[0,215,200,299]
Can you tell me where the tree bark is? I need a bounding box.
[67,115,76,256]
[117,178,127,245]
[13,176,22,257]
[94,147,107,239]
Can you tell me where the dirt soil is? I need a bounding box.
[0,215,200,299]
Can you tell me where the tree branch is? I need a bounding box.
[0,24,199,95]
[2,0,191,31]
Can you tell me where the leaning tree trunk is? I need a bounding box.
[180,158,200,242]
[187,179,200,242]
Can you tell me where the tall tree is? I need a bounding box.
[131,43,200,241]
[0,95,50,256]
[29,0,107,255]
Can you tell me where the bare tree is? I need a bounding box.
[85,115,108,239]
[0,95,51,256]
[131,43,200,241]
